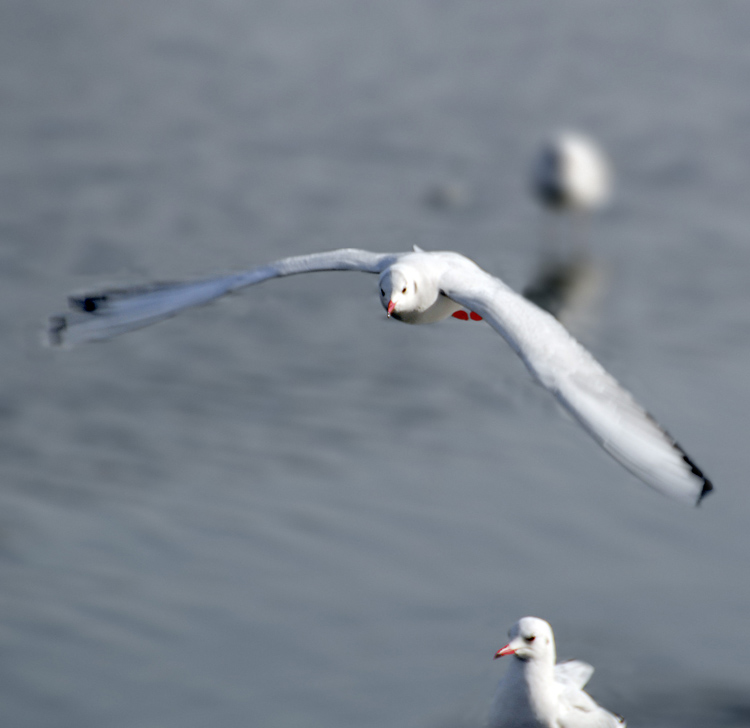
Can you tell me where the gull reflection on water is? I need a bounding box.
[523,251,605,333]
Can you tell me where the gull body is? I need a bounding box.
[48,247,711,505]
[533,132,611,213]
[490,617,624,728]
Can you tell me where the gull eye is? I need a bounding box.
[402,286,407,294]
[524,635,536,643]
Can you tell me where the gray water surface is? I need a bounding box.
[2,2,750,726]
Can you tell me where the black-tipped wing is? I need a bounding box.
[439,260,711,505]
[48,249,397,346]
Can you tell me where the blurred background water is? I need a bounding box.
[2,1,750,726]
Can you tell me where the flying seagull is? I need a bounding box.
[48,247,712,505]
[490,616,625,728]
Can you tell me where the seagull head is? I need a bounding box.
[379,265,428,322]
[494,617,555,664]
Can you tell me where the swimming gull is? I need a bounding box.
[489,616,625,728]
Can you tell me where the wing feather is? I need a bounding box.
[48,249,396,346]
[555,660,595,689]
[439,260,711,505]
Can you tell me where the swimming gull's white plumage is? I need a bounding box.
[489,616,625,728]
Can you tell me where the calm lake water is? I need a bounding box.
[1,1,749,726]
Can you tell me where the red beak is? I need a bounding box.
[494,644,516,659]
[387,300,396,317]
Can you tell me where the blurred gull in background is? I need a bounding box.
[420,133,609,328]
[524,131,611,327]
[532,131,611,216]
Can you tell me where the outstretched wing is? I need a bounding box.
[439,259,712,505]
[48,249,397,346]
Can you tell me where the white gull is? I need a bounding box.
[489,617,624,728]
[532,132,611,214]
[48,246,712,505]
[524,132,610,322]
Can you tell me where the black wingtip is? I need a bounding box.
[69,294,107,313]
[697,476,713,504]
[680,451,713,505]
